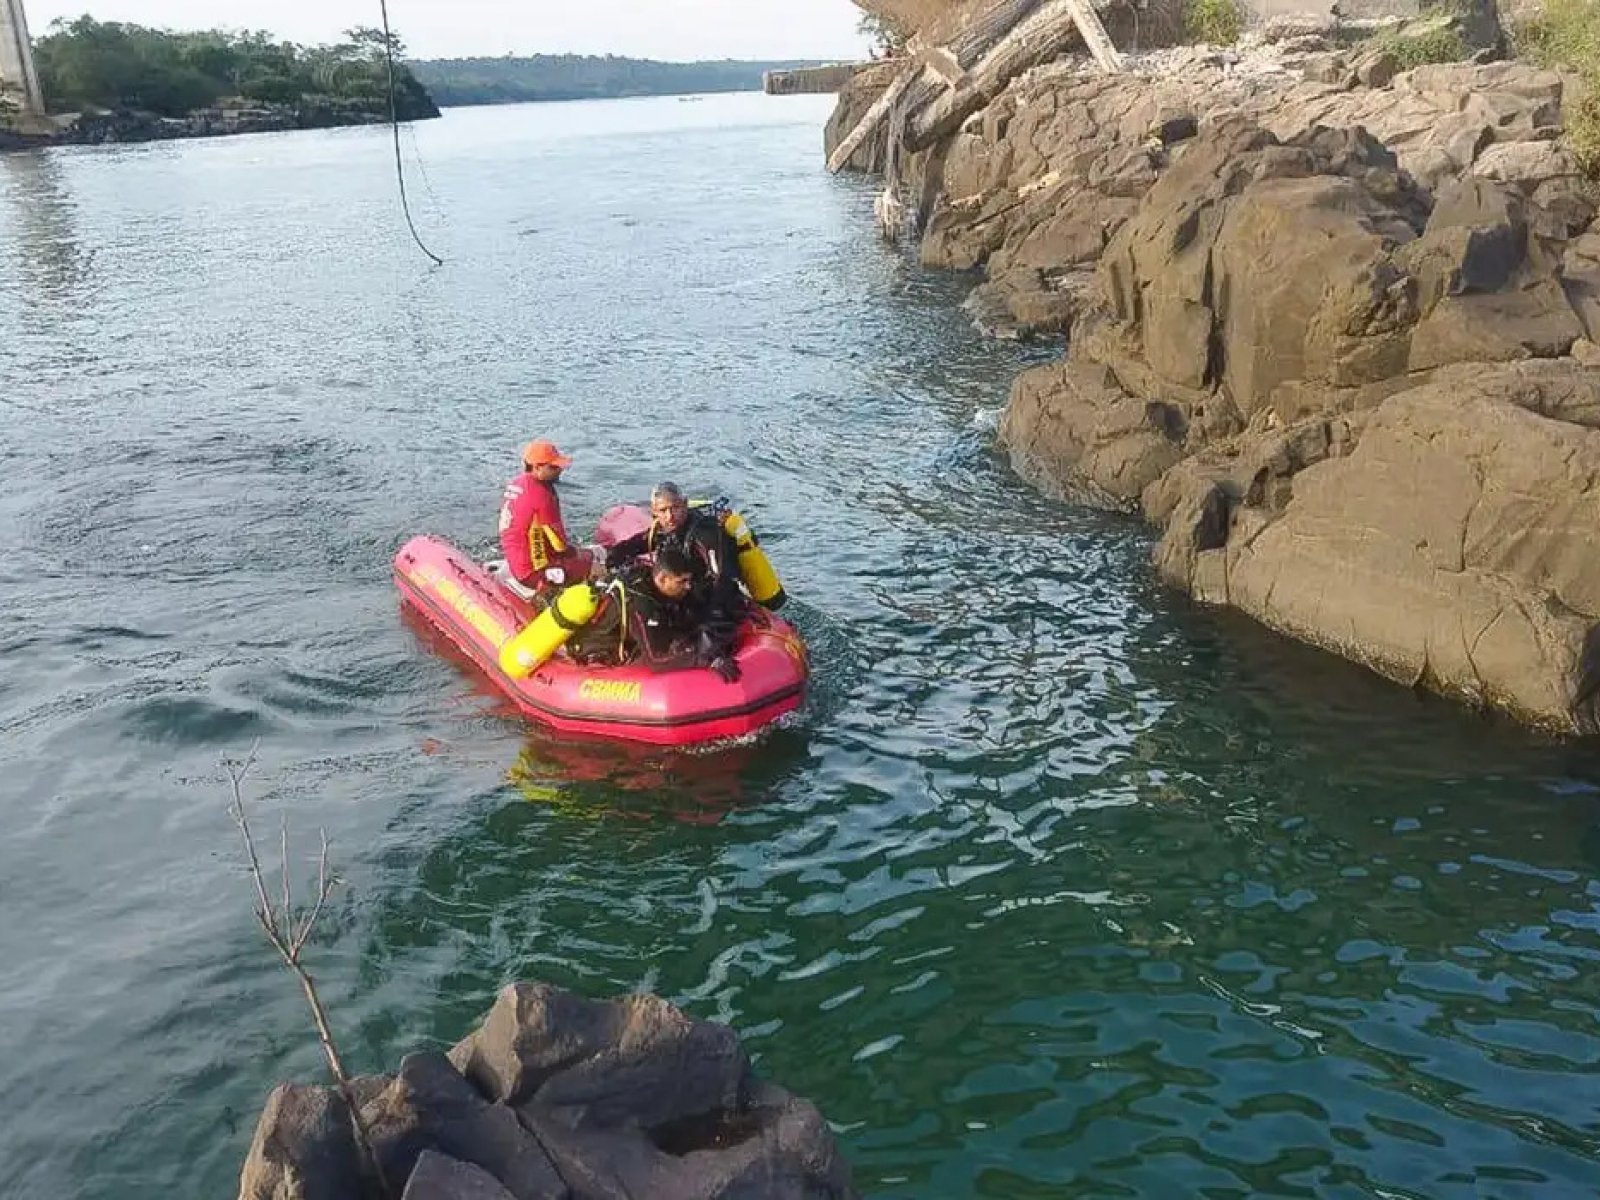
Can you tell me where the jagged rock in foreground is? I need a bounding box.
[238,982,855,1200]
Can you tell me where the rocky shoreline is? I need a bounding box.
[830,25,1600,735]
[0,96,441,154]
[237,982,855,1200]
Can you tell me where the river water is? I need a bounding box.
[5,92,1600,1198]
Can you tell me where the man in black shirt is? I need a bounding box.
[570,546,741,681]
[604,482,746,653]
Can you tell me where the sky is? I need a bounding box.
[22,0,874,61]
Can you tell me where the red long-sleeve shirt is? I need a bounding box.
[498,473,572,584]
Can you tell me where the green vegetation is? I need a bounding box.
[34,17,437,119]
[1372,20,1467,68]
[1516,0,1600,173]
[408,56,822,107]
[858,11,912,56]
[1184,0,1244,47]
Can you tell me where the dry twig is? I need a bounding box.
[226,745,390,1197]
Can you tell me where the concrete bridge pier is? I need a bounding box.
[1,0,52,133]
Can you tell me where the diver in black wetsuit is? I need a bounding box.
[569,545,741,681]
[604,482,747,657]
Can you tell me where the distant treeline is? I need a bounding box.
[409,55,824,106]
[34,17,438,119]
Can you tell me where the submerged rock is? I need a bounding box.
[237,983,855,1200]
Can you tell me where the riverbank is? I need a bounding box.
[0,96,441,153]
[409,54,826,107]
[830,13,1600,734]
[1,18,440,153]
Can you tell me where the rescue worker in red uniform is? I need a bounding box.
[499,440,594,594]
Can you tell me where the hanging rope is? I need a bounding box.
[378,0,443,266]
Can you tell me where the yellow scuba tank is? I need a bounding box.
[498,582,600,680]
[722,510,787,610]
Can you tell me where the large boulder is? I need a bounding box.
[448,984,749,1132]
[402,1151,518,1200]
[1566,222,1600,341]
[362,1054,567,1200]
[1090,119,1587,426]
[1265,62,1567,191]
[519,1081,852,1200]
[1472,140,1598,237]
[1401,176,1585,369]
[239,984,854,1200]
[1159,365,1600,733]
[237,1083,365,1200]
[1096,121,1447,421]
[999,357,1186,509]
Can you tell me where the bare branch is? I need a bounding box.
[291,830,334,959]
[280,813,292,957]
[226,749,391,1197]
[228,745,283,946]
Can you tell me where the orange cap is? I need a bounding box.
[522,440,573,469]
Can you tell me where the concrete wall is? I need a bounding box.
[765,63,874,95]
[0,0,45,117]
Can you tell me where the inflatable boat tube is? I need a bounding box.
[394,534,808,746]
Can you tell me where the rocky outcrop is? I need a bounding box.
[238,982,854,1200]
[995,111,1600,731]
[823,62,902,175]
[1000,357,1188,508]
[829,28,1600,732]
[864,43,1590,341]
[1155,363,1600,730]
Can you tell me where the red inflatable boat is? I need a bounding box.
[394,529,808,746]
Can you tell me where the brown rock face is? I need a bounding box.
[401,1151,519,1200]
[1164,369,1600,733]
[831,36,1600,731]
[449,984,750,1132]
[862,54,1576,342]
[992,113,1598,732]
[1000,358,1186,509]
[237,1083,365,1200]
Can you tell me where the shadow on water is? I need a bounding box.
[505,724,814,825]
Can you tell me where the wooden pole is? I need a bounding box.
[1064,0,1123,73]
[827,65,920,174]
[827,0,1045,176]
[905,0,1122,152]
